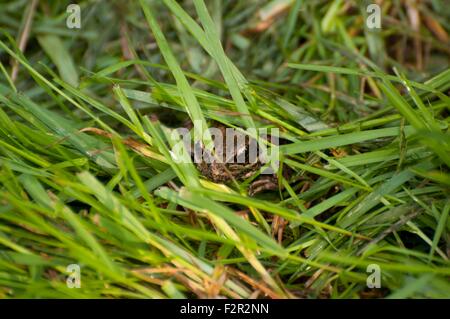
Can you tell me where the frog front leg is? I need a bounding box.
[248,174,279,196]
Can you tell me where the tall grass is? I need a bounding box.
[0,0,449,298]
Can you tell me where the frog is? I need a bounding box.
[193,122,280,196]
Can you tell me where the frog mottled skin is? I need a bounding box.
[194,123,279,195]
[196,158,261,183]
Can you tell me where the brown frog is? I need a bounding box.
[194,123,279,195]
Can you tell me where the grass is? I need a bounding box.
[0,0,449,298]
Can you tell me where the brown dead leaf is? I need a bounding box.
[423,13,449,43]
